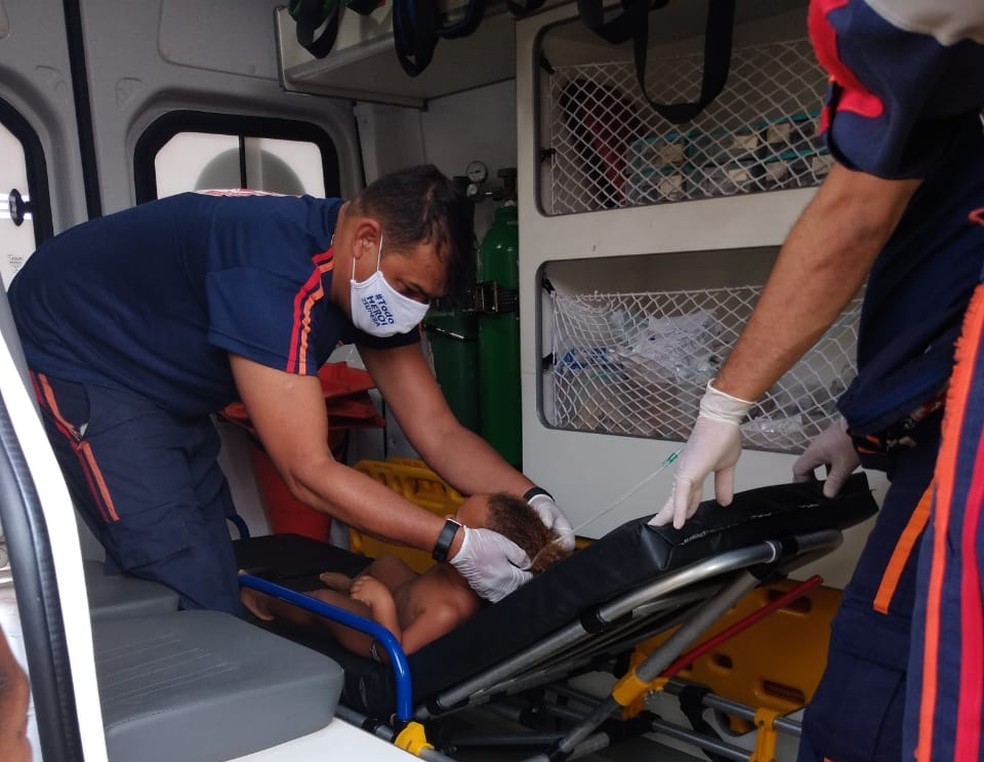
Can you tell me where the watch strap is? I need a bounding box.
[523,486,553,503]
[432,518,462,562]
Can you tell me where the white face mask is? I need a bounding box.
[349,236,430,337]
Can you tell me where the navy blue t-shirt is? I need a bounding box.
[9,191,418,416]
[809,0,984,434]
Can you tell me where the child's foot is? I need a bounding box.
[318,572,353,592]
[238,570,275,621]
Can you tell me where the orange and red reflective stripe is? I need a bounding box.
[32,372,119,523]
[951,290,984,761]
[955,438,984,760]
[287,249,334,375]
[917,287,984,761]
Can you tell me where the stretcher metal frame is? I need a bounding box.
[236,475,877,760]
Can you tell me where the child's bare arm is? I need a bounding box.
[350,575,401,640]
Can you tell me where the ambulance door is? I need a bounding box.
[0,4,110,761]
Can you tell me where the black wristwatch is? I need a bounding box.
[432,518,462,562]
[523,486,553,502]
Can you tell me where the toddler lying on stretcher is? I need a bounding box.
[241,492,571,660]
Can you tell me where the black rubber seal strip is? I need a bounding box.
[62,0,102,218]
[0,386,83,760]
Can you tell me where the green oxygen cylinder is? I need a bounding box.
[477,170,521,467]
[424,175,481,435]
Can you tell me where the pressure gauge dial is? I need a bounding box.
[466,160,488,184]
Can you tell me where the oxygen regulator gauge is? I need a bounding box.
[466,160,488,184]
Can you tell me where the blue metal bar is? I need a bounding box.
[238,573,414,721]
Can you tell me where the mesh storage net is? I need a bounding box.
[549,287,860,453]
[546,38,830,215]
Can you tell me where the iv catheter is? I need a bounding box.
[572,447,684,535]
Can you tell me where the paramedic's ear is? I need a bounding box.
[348,215,383,262]
[524,488,575,552]
[792,417,860,499]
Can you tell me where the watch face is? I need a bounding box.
[466,160,488,184]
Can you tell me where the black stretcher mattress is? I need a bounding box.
[235,474,877,716]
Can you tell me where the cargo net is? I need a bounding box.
[549,288,861,453]
[546,38,831,215]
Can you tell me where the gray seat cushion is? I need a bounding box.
[84,561,180,621]
[93,610,344,762]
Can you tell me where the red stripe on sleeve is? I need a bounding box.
[808,0,884,119]
[286,248,334,374]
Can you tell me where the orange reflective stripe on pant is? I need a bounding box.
[873,485,933,614]
[30,371,119,523]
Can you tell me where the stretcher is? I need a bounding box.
[236,473,877,760]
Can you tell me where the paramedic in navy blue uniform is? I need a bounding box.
[8,165,574,616]
[653,3,984,761]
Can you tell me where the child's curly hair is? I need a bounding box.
[484,492,573,574]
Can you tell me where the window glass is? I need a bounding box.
[155,133,326,198]
[155,132,239,198]
[248,137,325,197]
[0,123,37,290]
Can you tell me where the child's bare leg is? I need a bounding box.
[240,581,394,660]
[318,572,354,592]
[240,587,323,628]
[307,589,378,657]
[241,586,275,621]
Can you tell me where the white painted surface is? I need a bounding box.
[0,125,36,289]
[0,305,109,761]
[514,2,880,591]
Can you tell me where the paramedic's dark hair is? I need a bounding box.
[354,165,476,306]
[485,493,572,575]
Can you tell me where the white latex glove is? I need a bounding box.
[650,381,754,530]
[792,417,860,498]
[449,526,533,603]
[527,493,576,552]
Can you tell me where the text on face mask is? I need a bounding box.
[361,294,396,327]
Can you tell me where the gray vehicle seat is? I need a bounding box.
[83,560,180,621]
[94,610,344,762]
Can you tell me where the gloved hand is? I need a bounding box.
[792,417,860,498]
[650,381,754,530]
[527,492,576,552]
[449,526,533,603]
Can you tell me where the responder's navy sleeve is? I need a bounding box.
[809,0,984,179]
[203,195,341,376]
[207,264,336,376]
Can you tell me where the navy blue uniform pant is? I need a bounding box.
[31,372,244,616]
[797,419,941,762]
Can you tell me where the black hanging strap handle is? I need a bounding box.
[290,0,342,58]
[290,0,384,58]
[505,0,546,18]
[435,0,486,39]
[392,0,439,76]
[576,0,736,124]
[393,0,487,76]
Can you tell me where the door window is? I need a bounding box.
[135,113,340,201]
